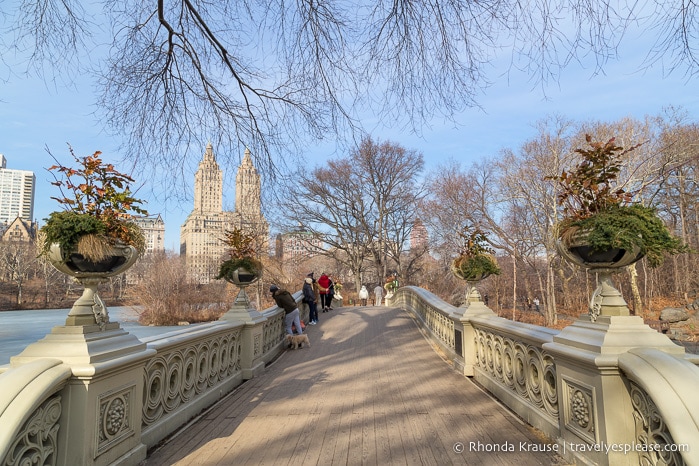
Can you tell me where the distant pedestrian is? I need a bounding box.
[374,284,384,306]
[270,285,305,336]
[318,272,331,312]
[358,285,369,306]
[533,297,540,313]
[303,277,318,325]
[327,274,335,310]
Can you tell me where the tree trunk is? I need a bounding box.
[16,280,22,306]
[512,253,517,320]
[627,264,643,317]
[546,261,557,326]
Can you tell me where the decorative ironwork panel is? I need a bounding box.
[253,334,261,357]
[474,328,558,420]
[2,395,61,466]
[262,312,284,353]
[421,304,455,350]
[561,378,595,444]
[143,328,242,427]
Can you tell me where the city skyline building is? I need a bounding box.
[0,154,36,227]
[180,143,268,283]
[1,216,37,243]
[410,218,428,250]
[133,214,166,255]
[275,229,325,260]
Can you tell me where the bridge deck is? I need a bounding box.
[141,306,563,465]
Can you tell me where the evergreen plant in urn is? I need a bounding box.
[547,134,686,320]
[450,228,500,306]
[40,147,148,328]
[216,227,263,284]
[216,227,263,308]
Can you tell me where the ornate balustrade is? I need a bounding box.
[0,291,305,466]
[139,322,245,448]
[390,285,699,466]
[0,359,71,466]
[389,286,458,358]
[3,287,698,466]
[470,321,559,435]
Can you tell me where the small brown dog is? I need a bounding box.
[286,334,310,349]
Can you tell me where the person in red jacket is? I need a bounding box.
[318,272,331,312]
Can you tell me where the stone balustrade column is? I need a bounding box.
[453,287,496,377]
[220,298,268,380]
[543,314,685,465]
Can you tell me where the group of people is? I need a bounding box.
[304,271,336,325]
[356,283,385,306]
[270,271,337,338]
[271,272,399,339]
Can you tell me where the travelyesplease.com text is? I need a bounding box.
[453,440,689,456]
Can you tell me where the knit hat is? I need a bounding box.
[304,277,312,284]
[269,285,279,293]
[306,272,314,278]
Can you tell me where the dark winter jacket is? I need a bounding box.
[272,289,298,314]
[302,281,316,304]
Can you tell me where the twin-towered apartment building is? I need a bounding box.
[0,145,271,284]
[179,143,269,283]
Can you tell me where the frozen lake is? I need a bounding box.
[0,306,183,366]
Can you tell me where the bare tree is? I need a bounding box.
[353,138,426,281]
[5,0,699,185]
[495,117,579,325]
[280,137,424,291]
[131,251,230,324]
[0,240,38,306]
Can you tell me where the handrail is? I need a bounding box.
[0,359,72,464]
[619,348,699,466]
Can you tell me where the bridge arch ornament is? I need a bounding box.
[629,381,684,465]
[2,395,61,466]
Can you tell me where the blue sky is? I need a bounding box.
[2,22,698,250]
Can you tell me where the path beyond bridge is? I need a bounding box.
[142,305,563,465]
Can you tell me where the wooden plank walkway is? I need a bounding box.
[141,306,565,466]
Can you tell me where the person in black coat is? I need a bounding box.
[303,277,318,325]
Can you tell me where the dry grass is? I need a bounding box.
[76,234,114,262]
[138,303,228,326]
[497,308,577,330]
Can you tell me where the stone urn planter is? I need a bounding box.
[556,227,644,271]
[48,241,139,329]
[548,135,686,321]
[555,232,643,321]
[450,253,499,307]
[216,254,262,310]
[219,265,260,287]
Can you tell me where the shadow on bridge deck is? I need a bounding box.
[141,306,565,465]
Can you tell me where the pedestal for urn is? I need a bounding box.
[544,236,684,465]
[218,266,267,379]
[11,242,153,466]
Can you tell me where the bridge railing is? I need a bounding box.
[0,290,306,466]
[389,286,699,466]
[0,359,72,466]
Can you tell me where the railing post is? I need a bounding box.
[10,323,154,466]
[543,314,685,465]
[220,306,268,380]
[453,293,495,377]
